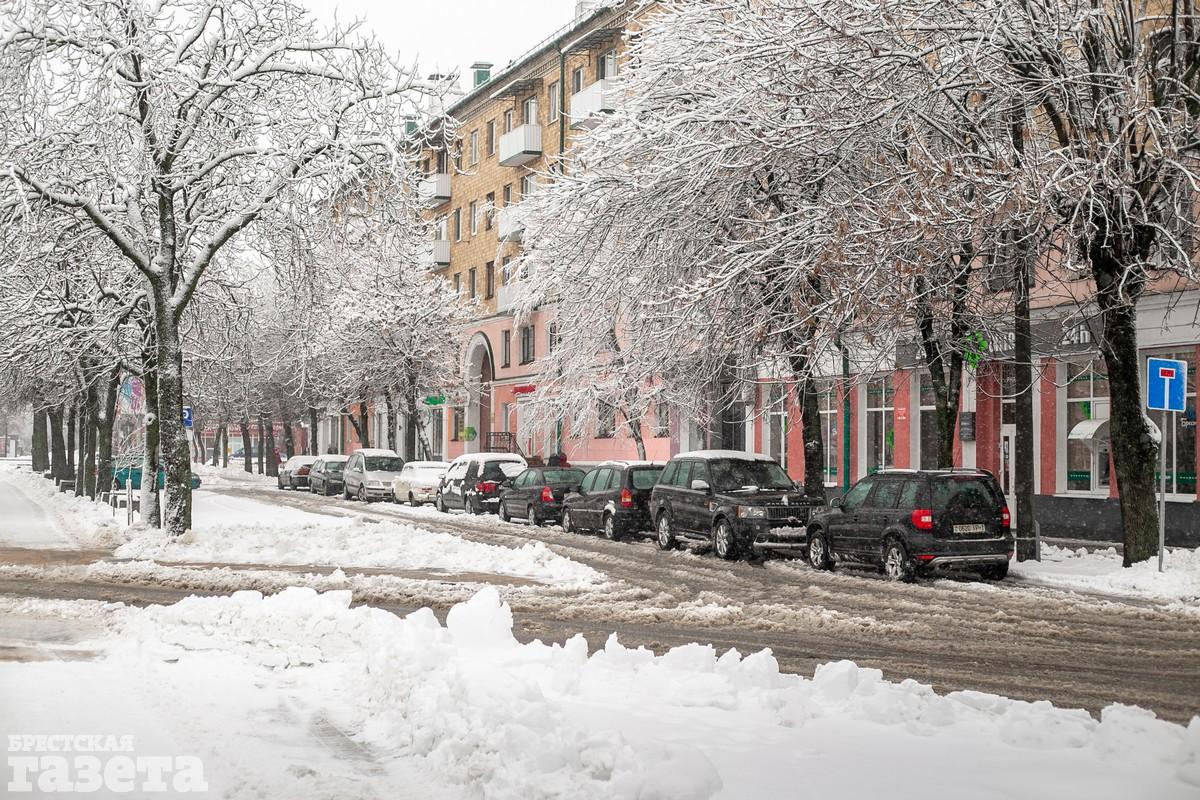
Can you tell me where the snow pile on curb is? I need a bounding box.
[115,587,1200,800]
[113,517,603,586]
[1013,545,1200,608]
[0,462,126,548]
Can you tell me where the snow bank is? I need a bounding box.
[106,587,1199,800]
[113,508,602,586]
[0,461,125,548]
[1013,545,1200,609]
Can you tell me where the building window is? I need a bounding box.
[485,261,495,299]
[452,272,461,293]
[452,208,461,241]
[485,192,495,229]
[469,129,478,164]
[571,66,585,95]
[502,329,511,368]
[1146,351,1196,495]
[547,322,558,353]
[522,95,538,125]
[521,174,537,198]
[597,401,616,438]
[503,109,514,133]
[598,49,617,79]
[427,409,443,460]
[865,375,894,474]
[451,407,464,441]
[468,267,477,298]
[436,149,448,173]
[486,120,495,155]
[919,373,940,470]
[548,81,560,122]
[766,384,788,471]
[469,200,478,235]
[818,381,839,483]
[520,325,535,364]
[434,217,448,241]
[654,402,670,438]
[1065,360,1110,492]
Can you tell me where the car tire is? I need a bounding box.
[602,513,620,542]
[357,486,369,503]
[807,529,832,570]
[655,512,676,551]
[882,538,915,582]
[435,493,448,513]
[409,492,420,508]
[498,500,511,523]
[277,478,284,490]
[343,485,352,500]
[712,518,738,560]
[469,497,485,515]
[980,562,1009,580]
[562,509,575,533]
[527,504,542,527]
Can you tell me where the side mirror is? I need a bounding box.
[830,496,843,508]
[690,479,711,493]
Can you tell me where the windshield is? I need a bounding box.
[496,462,526,478]
[543,468,585,484]
[365,456,404,472]
[708,459,794,493]
[630,467,663,490]
[325,461,346,474]
[932,477,1001,513]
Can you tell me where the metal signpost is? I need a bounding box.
[1146,357,1187,573]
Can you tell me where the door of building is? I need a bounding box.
[999,424,1016,520]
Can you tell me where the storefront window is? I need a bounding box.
[918,373,940,469]
[766,384,787,471]
[1065,361,1110,492]
[1145,350,1197,495]
[866,376,894,474]
[818,381,839,483]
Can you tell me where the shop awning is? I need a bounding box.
[1068,417,1161,444]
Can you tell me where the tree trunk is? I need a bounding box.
[148,280,193,536]
[914,265,968,468]
[220,425,229,468]
[193,423,206,465]
[798,373,826,501]
[95,366,121,495]
[48,405,67,481]
[308,407,319,456]
[81,384,98,499]
[1095,275,1158,565]
[141,361,162,528]
[74,393,88,496]
[622,408,647,460]
[66,403,76,475]
[403,392,419,462]
[211,422,222,466]
[358,402,370,448]
[239,419,253,473]
[257,413,266,474]
[282,415,295,460]
[265,417,278,477]
[1014,239,1037,561]
[31,407,48,473]
[383,389,399,453]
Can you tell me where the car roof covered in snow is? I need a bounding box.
[355,448,398,457]
[672,450,775,462]
[285,455,318,464]
[318,454,350,462]
[406,461,450,469]
[452,453,526,463]
[595,460,667,469]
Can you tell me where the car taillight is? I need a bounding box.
[619,487,634,508]
[476,480,498,494]
[540,486,554,503]
[911,509,934,531]
[1001,507,1011,528]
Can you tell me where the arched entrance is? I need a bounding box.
[463,333,494,454]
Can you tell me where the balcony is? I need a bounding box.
[569,79,617,129]
[498,124,542,167]
[496,206,525,242]
[431,239,450,266]
[418,173,451,205]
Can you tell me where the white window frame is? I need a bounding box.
[1062,359,1111,495]
[469,129,478,165]
[548,81,560,123]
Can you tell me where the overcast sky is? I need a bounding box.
[300,0,579,88]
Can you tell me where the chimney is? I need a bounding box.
[470,62,493,89]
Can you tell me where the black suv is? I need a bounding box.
[805,469,1012,581]
[649,451,818,559]
[562,461,665,540]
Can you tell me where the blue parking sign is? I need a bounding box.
[182,406,193,429]
[1147,358,1187,412]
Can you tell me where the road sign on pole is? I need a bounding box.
[182,406,193,430]
[1147,357,1186,573]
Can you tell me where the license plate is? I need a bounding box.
[953,524,986,534]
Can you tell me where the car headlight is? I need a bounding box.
[736,505,766,519]
[369,481,385,488]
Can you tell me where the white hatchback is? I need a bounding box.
[391,461,451,506]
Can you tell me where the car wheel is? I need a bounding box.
[409,492,420,507]
[343,485,352,500]
[980,562,1009,580]
[498,500,511,522]
[358,486,369,503]
[277,477,284,489]
[435,493,447,513]
[883,538,915,583]
[712,518,738,560]
[807,529,832,570]
[527,505,542,527]
[602,513,620,542]
[655,512,676,551]
[562,509,575,533]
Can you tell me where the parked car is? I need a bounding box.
[391,461,450,506]
[112,454,202,491]
[277,455,318,490]
[498,466,587,526]
[342,449,404,502]
[562,461,665,540]
[805,469,1012,582]
[435,453,527,514]
[649,450,818,560]
[308,455,349,496]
